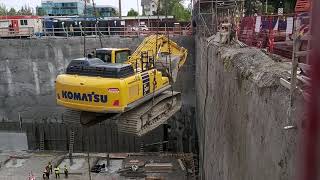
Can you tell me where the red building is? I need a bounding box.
[0,16,43,38]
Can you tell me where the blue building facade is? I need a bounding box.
[94,6,117,17]
[37,0,117,17]
[39,0,85,16]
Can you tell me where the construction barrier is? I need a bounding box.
[238,13,311,61]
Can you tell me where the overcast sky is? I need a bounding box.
[0,0,144,16]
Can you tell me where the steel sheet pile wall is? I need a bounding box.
[0,122,163,152]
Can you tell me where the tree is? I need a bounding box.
[244,0,297,15]
[127,8,139,16]
[157,0,191,21]
[171,2,191,21]
[111,8,119,17]
[36,7,46,16]
[244,0,263,15]
[7,8,17,16]
[17,5,32,15]
[284,0,297,13]
[0,4,8,16]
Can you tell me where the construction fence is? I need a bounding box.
[0,26,192,38]
[237,13,311,62]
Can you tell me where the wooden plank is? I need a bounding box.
[145,163,173,173]
[274,41,293,45]
[295,50,311,57]
[280,78,291,89]
[301,34,312,41]
[178,159,186,171]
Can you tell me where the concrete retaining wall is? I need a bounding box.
[0,37,144,122]
[195,37,303,180]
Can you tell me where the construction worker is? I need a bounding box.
[54,166,60,178]
[48,161,53,174]
[45,167,50,179]
[64,165,69,178]
[43,168,49,179]
[28,171,36,180]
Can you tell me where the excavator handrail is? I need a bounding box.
[126,35,188,71]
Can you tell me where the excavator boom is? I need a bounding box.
[127,35,188,80]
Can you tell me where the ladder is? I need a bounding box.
[159,143,163,153]
[140,141,144,153]
[69,131,75,154]
[184,153,196,178]
[39,129,45,151]
[289,12,312,101]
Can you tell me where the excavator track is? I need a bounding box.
[117,91,181,136]
[61,91,181,136]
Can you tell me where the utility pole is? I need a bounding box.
[119,0,122,19]
[137,0,140,15]
[265,0,268,14]
[83,0,87,57]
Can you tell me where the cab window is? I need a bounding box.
[115,51,130,63]
[96,52,112,63]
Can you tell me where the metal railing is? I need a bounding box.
[0,27,34,38]
[0,26,192,38]
[44,26,192,37]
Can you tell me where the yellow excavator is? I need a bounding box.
[55,35,187,136]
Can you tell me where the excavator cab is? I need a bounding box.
[95,48,131,64]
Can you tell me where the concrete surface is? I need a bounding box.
[97,159,123,173]
[0,151,56,180]
[0,132,28,151]
[195,36,303,180]
[59,158,86,171]
[0,152,192,180]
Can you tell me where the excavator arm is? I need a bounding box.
[126,35,188,80]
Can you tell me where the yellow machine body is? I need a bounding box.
[56,69,169,113]
[55,35,187,116]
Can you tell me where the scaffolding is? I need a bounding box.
[193,0,244,37]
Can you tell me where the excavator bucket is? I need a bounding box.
[155,54,182,83]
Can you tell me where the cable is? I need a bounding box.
[164,0,174,105]
[83,0,87,57]
[92,0,103,48]
[152,0,161,107]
